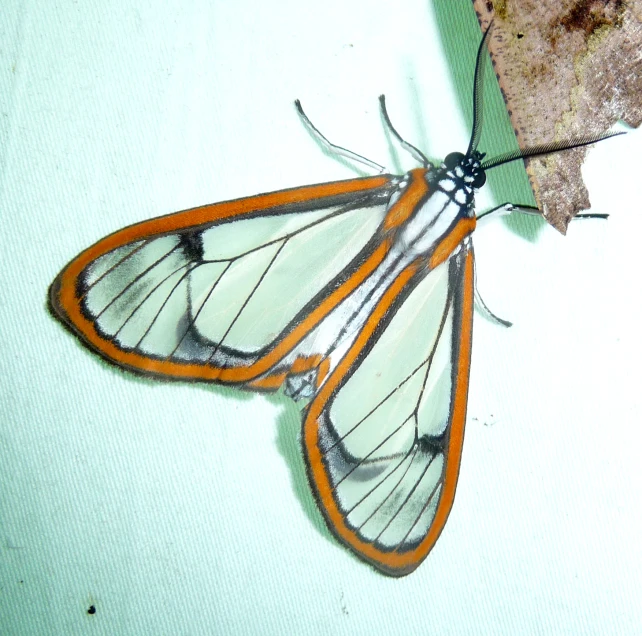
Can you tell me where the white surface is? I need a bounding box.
[1,1,641,634]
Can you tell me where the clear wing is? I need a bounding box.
[303,242,474,576]
[50,176,397,384]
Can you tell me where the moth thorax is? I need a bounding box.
[398,187,464,258]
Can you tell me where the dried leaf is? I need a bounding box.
[473,0,642,232]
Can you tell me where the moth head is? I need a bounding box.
[441,150,487,190]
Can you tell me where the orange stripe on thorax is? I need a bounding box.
[429,217,476,269]
[382,168,430,232]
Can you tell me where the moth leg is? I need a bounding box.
[476,202,526,220]
[294,100,386,173]
[478,202,608,221]
[474,199,607,326]
[378,95,431,168]
[472,251,512,328]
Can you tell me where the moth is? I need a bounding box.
[49,26,619,576]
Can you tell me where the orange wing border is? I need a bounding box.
[49,175,395,384]
[302,246,474,576]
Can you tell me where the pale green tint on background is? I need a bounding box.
[1,1,641,634]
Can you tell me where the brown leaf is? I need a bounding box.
[472,0,642,232]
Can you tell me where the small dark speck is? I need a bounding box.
[340,592,349,616]
[517,32,524,39]
[87,605,96,615]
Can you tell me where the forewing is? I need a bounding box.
[303,243,474,576]
[50,176,397,384]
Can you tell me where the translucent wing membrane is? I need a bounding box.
[80,206,375,358]
[304,245,474,576]
[50,176,397,385]
[50,20,611,577]
[51,168,476,577]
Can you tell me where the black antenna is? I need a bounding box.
[465,21,494,158]
[481,131,625,170]
[464,21,623,172]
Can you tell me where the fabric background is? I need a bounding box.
[1,1,640,634]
